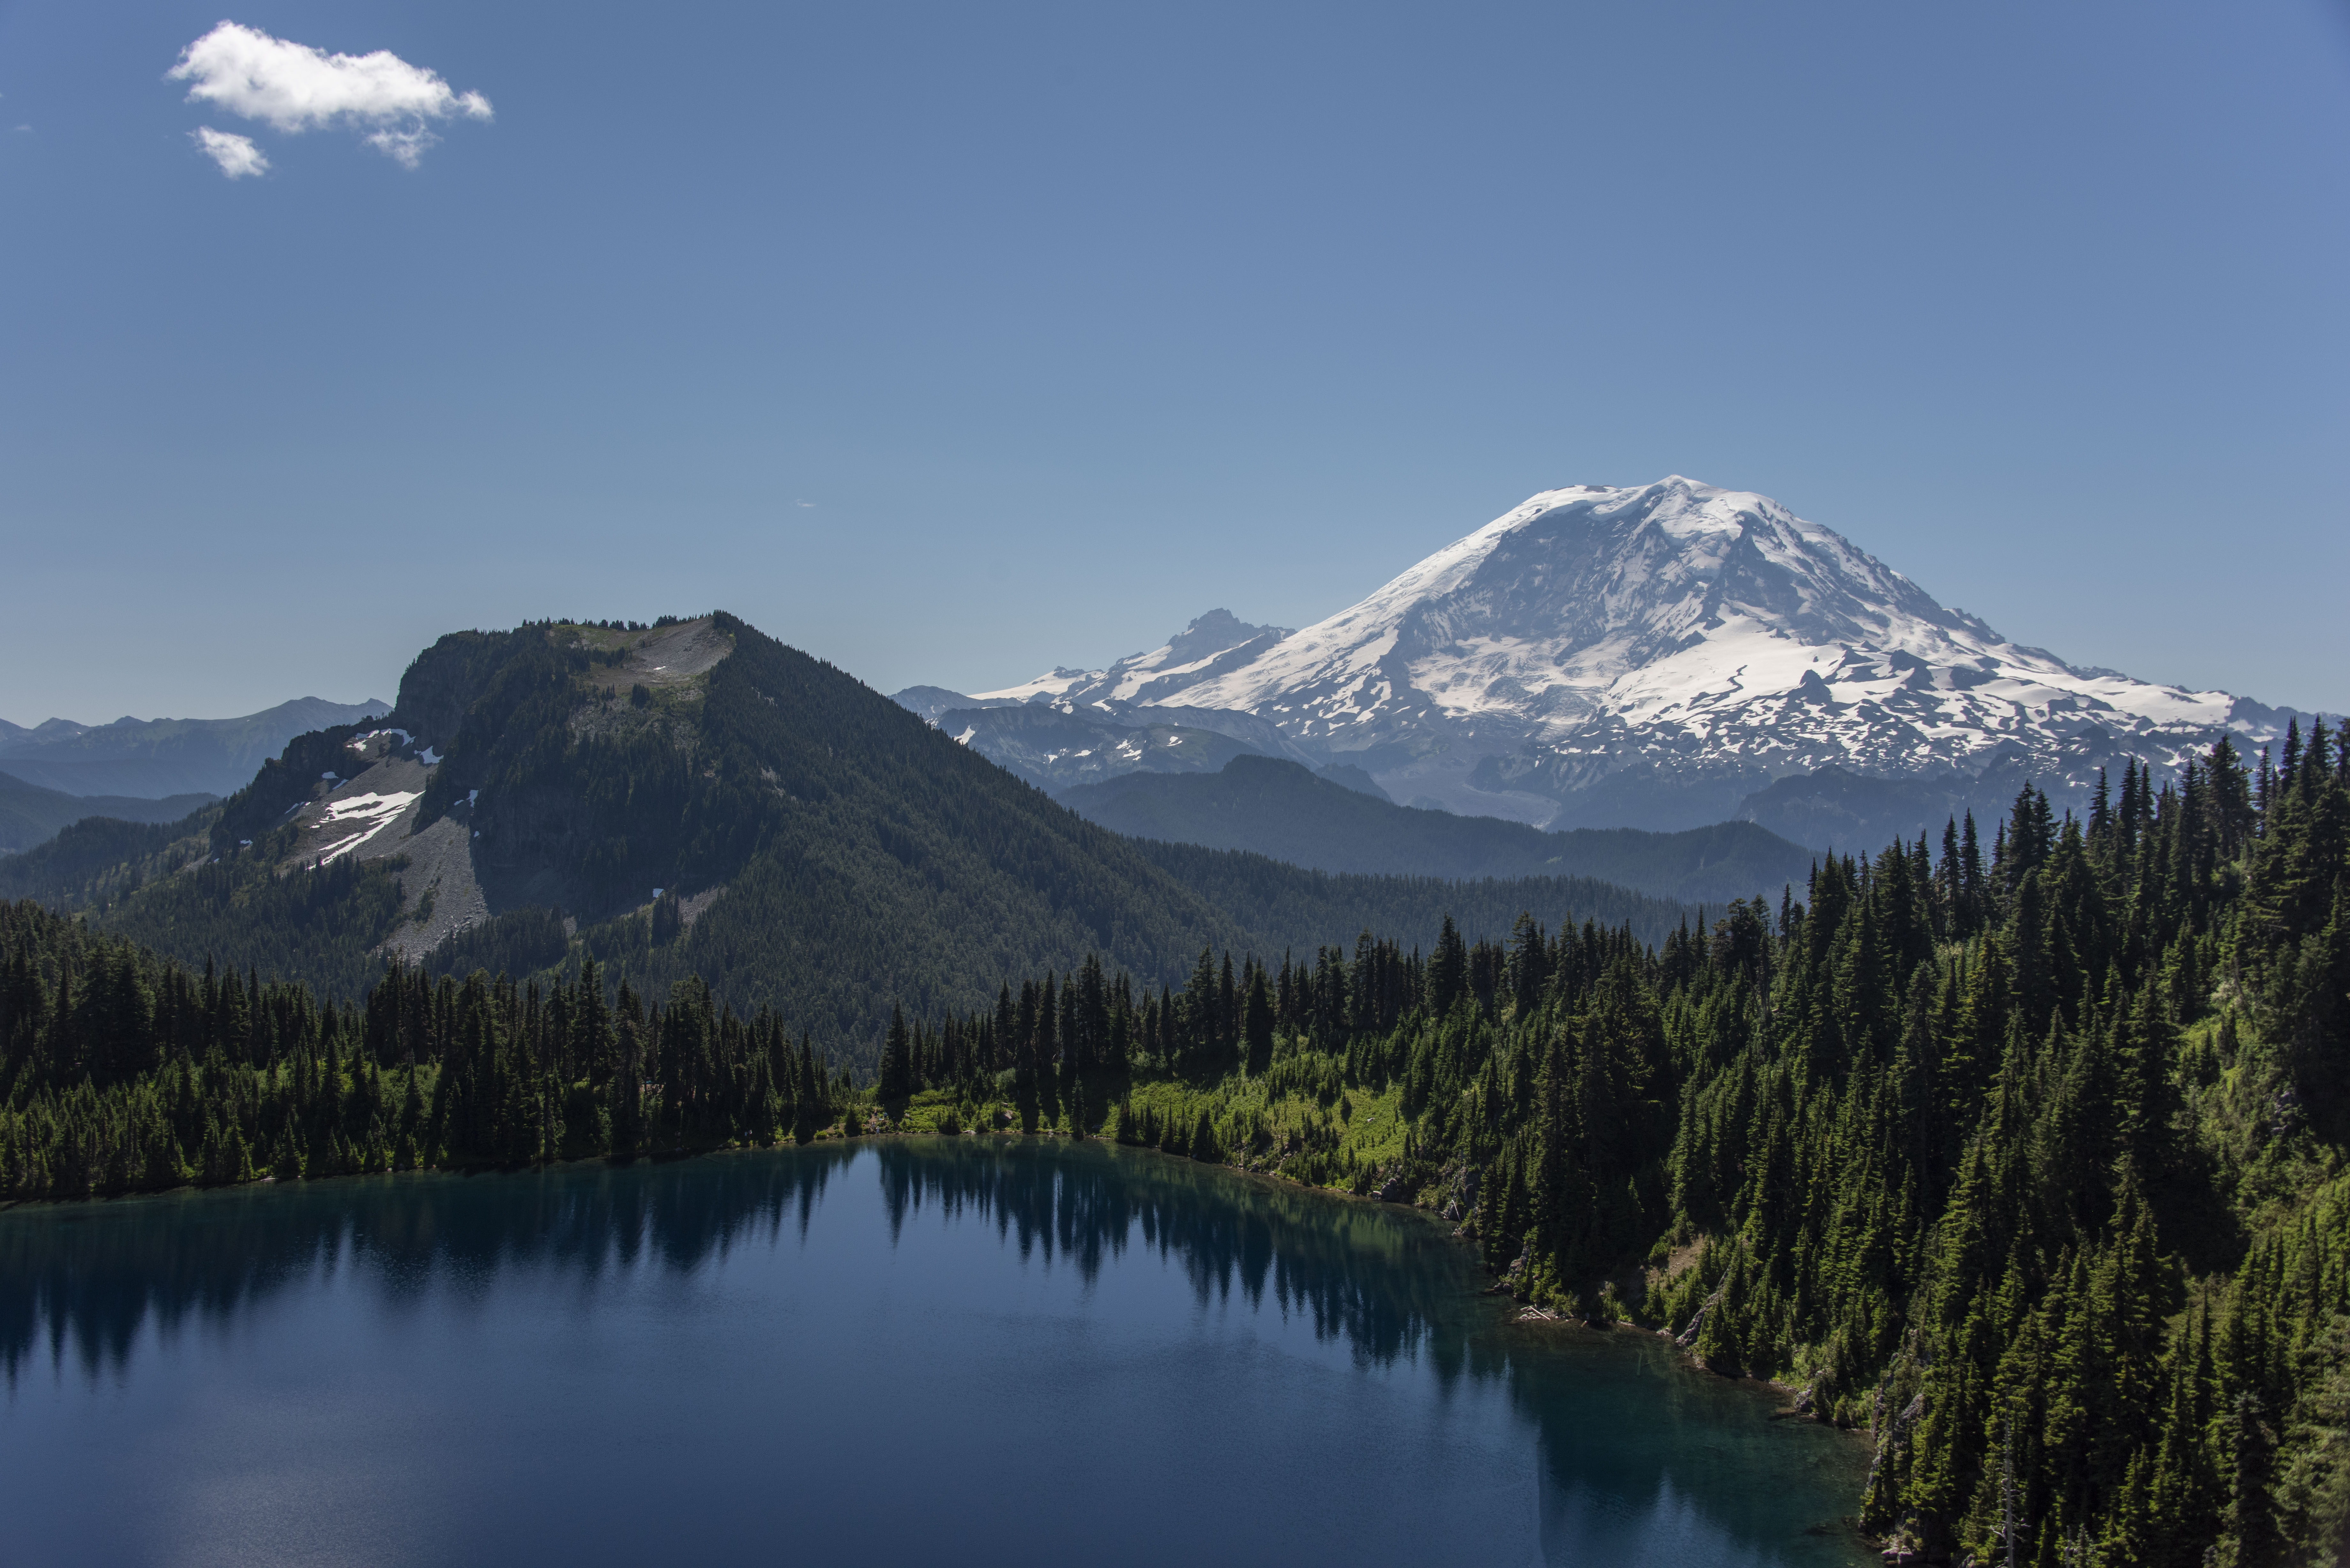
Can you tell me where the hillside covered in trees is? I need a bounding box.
[889,729,2350,1564]
[1058,753,1822,901]
[0,770,215,856]
[0,613,1696,1057]
[4,659,2344,1564]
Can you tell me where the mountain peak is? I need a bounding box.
[927,479,2318,831]
[1165,609,1290,667]
[1161,478,1991,726]
[971,608,1295,709]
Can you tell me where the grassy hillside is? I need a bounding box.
[1060,755,1820,902]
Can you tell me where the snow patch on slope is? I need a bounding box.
[313,789,420,863]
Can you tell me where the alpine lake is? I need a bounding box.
[3,1137,1875,1567]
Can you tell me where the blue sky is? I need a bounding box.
[4,0,2346,723]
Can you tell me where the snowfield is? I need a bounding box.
[312,790,420,864]
[934,477,2312,824]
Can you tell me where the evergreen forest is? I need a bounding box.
[0,615,1693,1057]
[4,712,2347,1565]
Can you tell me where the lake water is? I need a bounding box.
[2,1138,1873,1567]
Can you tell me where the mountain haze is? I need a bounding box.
[0,772,216,854]
[0,697,390,798]
[1061,755,1817,903]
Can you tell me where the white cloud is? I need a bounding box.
[191,125,268,178]
[168,21,491,169]
[363,125,440,169]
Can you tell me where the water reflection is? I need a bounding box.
[875,1139,1488,1376]
[2,1145,857,1386]
[0,1138,1869,1566]
[3,1138,1483,1387]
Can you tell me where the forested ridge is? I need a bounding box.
[1079,727,2346,1567]
[958,728,2349,1564]
[0,613,1697,1055]
[1058,752,1821,902]
[4,712,2346,1564]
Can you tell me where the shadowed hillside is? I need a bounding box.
[13,614,1694,1061]
[1060,755,1819,903]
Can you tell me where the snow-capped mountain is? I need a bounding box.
[909,478,2316,835]
[972,609,1294,711]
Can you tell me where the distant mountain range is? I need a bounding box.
[0,696,390,799]
[0,771,216,855]
[1059,755,1817,905]
[900,478,2331,841]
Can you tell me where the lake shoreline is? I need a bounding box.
[0,1123,1885,1560]
[4,1131,1882,1567]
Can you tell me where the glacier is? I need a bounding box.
[906,477,2322,838]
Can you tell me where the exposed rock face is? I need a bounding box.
[394,618,736,921]
[375,817,489,963]
[215,618,746,957]
[387,628,534,753]
[262,726,490,961]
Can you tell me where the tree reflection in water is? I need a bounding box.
[4,1138,1484,1388]
[1,1138,1868,1566]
